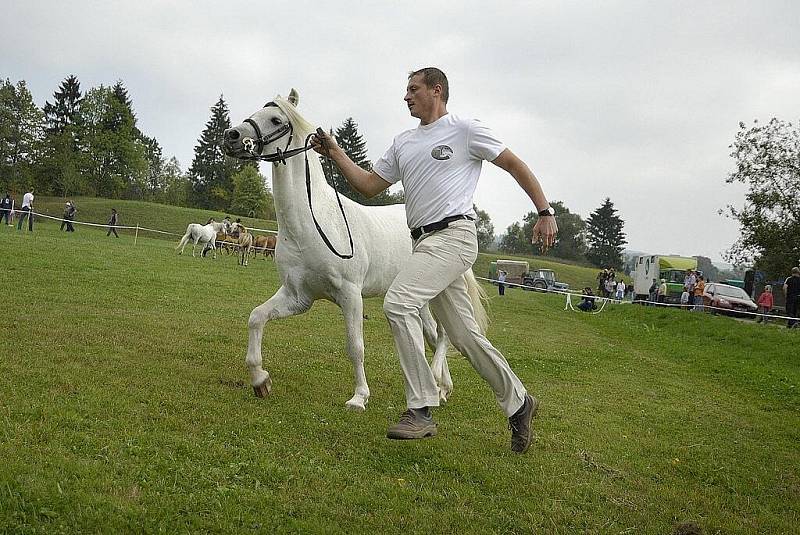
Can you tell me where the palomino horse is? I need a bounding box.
[176,218,231,258]
[231,222,254,266]
[223,89,487,411]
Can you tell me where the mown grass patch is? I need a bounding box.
[1,223,798,533]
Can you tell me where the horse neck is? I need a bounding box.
[271,131,338,236]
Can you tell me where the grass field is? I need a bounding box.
[1,217,798,533]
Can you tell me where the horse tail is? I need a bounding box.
[464,269,489,334]
[176,231,191,250]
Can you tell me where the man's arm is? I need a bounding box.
[491,148,558,252]
[310,130,391,199]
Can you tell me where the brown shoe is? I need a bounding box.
[509,394,539,453]
[387,409,438,440]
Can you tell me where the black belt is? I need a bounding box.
[411,215,474,240]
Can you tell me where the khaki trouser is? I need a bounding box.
[383,219,527,417]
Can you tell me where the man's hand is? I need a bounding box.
[310,128,342,158]
[532,216,558,254]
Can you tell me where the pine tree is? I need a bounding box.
[43,75,82,134]
[40,75,83,195]
[324,117,403,206]
[189,95,246,210]
[585,197,627,269]
[325,117,370,202]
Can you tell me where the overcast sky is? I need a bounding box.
[3,1,798,263]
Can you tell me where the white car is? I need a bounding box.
[703,283,758,315]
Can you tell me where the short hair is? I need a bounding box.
[408,67,449,103]
[793,266,800,275]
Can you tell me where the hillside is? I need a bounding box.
[33,196,279,237]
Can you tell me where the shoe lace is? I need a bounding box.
[398,409,416,424]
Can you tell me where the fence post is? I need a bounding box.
[134,224,139,246]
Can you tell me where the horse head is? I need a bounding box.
[223,89,305,161]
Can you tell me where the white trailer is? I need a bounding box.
[631,255,697,302]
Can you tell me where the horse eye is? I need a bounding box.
[271,118,282,126]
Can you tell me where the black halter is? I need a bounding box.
[242,102,314,165]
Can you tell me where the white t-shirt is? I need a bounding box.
[616,281,626,292]
[22,192,34,208]
[373,113,505,229]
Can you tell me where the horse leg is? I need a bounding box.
[338,286,370,411]
[246,286,312,397]
[422,305,453,403]
[191,237,200,258]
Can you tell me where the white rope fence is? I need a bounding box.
[19,209,279,249]
[478,276,797,323]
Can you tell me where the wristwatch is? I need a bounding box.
[538,206,555,217]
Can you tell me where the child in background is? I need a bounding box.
[680,288,691,309]
[756,285,774,324]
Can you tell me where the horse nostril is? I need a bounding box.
[227,129,240,141]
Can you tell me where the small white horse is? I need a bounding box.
[176,218,230,259]
[223,89,488,411]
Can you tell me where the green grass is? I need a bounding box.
[1,218,798,534]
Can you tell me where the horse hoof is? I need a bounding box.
[345,398,366,412]
[252,377,272,398]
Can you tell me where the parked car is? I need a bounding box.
[703,283,757,315]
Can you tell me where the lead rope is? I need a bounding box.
[302,131,354,259]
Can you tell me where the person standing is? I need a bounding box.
[657,278,668,304]
[0,193,12,226]
[755,285,774,324]
[497,270,506,296]
[693,275,705,311]
[310,67,558,453]
[784,267,800,328]
[107,208,119,237]
[60,201,77,232]
[65,201,77,232]
[647,279,657,305]
[615,279,625,302]
[16,189,34,231]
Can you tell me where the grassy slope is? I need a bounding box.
[32,196,279,238]
[1,223,798,533]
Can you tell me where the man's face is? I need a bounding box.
[404,74,438,119]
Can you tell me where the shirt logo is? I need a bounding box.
[431,145,453,160]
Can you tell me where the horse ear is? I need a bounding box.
[288,88,300,107]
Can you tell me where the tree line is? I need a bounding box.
[494,197,628,269]
[0,75,403,220]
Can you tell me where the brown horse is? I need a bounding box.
[252,234,277,260]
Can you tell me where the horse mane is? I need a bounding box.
[273,96,315,137]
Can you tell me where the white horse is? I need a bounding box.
[223,89,488,411]
[176,218,230,258]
